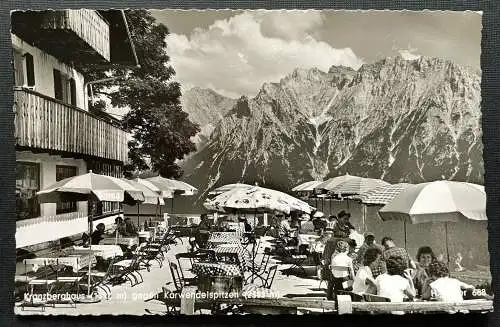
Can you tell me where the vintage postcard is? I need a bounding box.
[12,9,491,315]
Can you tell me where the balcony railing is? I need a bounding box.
[12,10,111,66]
[41,10,110,61]
[14,88,128,163]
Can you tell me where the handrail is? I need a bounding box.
[13,87,121,127]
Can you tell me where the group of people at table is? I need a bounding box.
[276,209,482,311]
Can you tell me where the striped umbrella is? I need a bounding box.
[329,177,390,197]
[292,180,323,192]
[314,173,361,193]
[356,183,413,206]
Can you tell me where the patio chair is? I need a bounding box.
[245,247,272,284]
[168,261,197,291]
[137,242,164,270]
[111,252,144,287]
[262,265,278,289]
[21,260,56,311]
[80,257,118,300]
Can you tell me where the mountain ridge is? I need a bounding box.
[179,55,482,202]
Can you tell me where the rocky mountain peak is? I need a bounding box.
[180,56,482,203]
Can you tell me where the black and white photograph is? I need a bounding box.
[11,9,492,315]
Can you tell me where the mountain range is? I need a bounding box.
[179,55,483,203]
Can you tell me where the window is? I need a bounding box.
[56,165,77,214]
[25,53,35,87]
[16,162,40,220]
[12,50,35,87]
[53,69,76,105]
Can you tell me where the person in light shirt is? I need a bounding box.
[329,240,355,298]
[352,247,382,295]
[375,256,416,314]
[422,261,474,311]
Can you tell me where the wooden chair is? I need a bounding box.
[245,247,272,284]
[21,260,56,311]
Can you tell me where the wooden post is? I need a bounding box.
[180,286,197,315]
[263,212,268,226]
[337,295,352,315]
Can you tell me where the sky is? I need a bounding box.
[150,10,482,99]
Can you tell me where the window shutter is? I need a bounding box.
[70,78,77,106]
[25,53,35,86]
[53,69,62,100]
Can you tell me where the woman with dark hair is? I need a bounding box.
[375,256,415,314]
[352,247,382,294]
[413,246,436,297]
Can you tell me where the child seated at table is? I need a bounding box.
[421,260,474,304]
[329,241,355,298]
[352,247,381,295]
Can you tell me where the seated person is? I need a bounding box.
[81,232,90,247]
[91,223,106,245]
[328,240,355,299]
[300,215,316,235]
[413,246,436,298]
[347,239,358,266]
[375,256,416,314]
[381,236,414,269]
[238,216,252,232]
[114,217,127,236]
[123,218,138,236]
[279,215,298,246]
[332,211,355,238]
[352,247,382,295]
[421,260,474,303]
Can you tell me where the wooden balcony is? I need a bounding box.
[14,88,128,163]
[12,10,110,66]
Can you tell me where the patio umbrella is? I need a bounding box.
[36,171,132,302]
[353,183,412,232]
[204,185,314,215]
[314,173,361,193]
[378,181,486,263]
[121,179,165,226]
[208,183,253,196]
[145,176,198,214]
[292,180,323,193]
[330,177,391,197]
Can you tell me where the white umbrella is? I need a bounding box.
[204,186,314,214]
[378,181,486,263]
[208,183,253,196]
[121,179,165,227]
[37,171,132,302]
[145,176,198,214]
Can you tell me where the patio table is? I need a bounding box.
[298,234,319,247]
[24,255,97,273]
[71,245,124,260]
[191,262,242,277]
[214,244,251,271]
[207,232,241,248]
[101,236,138,248]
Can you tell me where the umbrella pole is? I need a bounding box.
[88,200,94,297]
[137,203,140,228]
[445,222,450,267]
[404,221,407,250]
[329,198,332,216]
[171,198,174,215]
